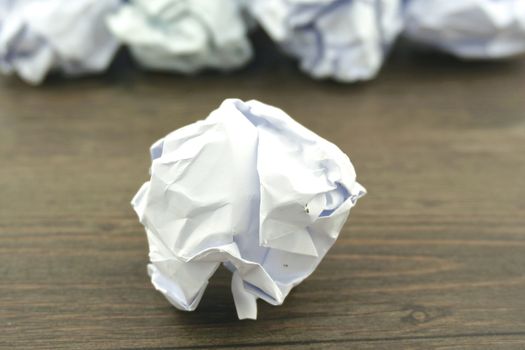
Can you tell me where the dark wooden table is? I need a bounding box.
[1,46,525,349]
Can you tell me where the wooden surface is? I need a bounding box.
[1,46,525,349]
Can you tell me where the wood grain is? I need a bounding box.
[1,45,525,349]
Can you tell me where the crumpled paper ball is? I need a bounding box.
[245,0,403,82]
[107,0,253,73]
[0,0,120,85]
[404,0,525,59]
[132,99,365,319]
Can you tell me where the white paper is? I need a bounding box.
[0,0,120,85]
[0,1,11,24]
[404,0,525,59]
[107,0,253,73]
[132,99,365,320]
[246,0,403,82]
